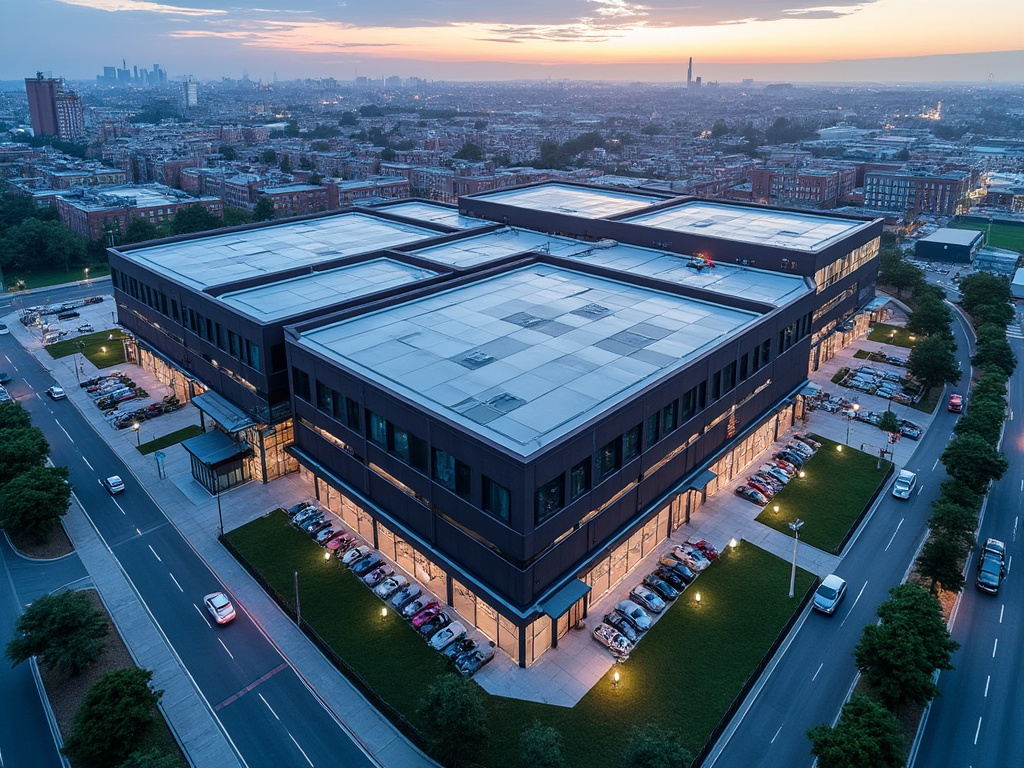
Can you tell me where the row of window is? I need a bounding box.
[813,238,879,292]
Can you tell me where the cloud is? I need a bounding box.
[53,0,225,15]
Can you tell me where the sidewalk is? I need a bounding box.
[4,301,434,768]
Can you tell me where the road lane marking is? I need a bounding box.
[218,638,234,659]
[53,419,73,442]
[840,581,868,628]
[770,725,783,744]
[812,662,823,681]
[214,663,289,711]
[984,675,990,697]
[148,544,161,562]
[258,693,280,720]
[974,717,982,744]
[288,733,314,768]
[993,638,998,658]
[933,458,939,471]
[1000,605,1004,623]
[194,603,211,627]
[885,519,904,552]
[168,572,183,593]
[111,498,126,515]
[917,486,924,496]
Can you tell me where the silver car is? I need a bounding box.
[813,574,847,615]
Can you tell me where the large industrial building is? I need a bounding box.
[109,182,881,667]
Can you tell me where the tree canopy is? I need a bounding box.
[518,719,566,768]
[958,272,1010,315]
[0,464,72,543]
[906,296,952,337]
[6,589,108,676]
[416,673,487,765]
[808,694,906,768]
[167,204,222,236]
[0,424,50,489]
[907,334,961,391]
[940,432,1008,493]
[619,724,694,768]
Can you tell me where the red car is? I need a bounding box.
[948,394,963,413]
[411,601,442,628]
[689,539,719,560]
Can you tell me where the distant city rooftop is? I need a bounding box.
[260,182,324,194]
[380,201,488,230]
[64,184,217,211]
[121,212,438,290]
[918,227,984,246]
[218,258,439,322]
[472,183,663,218]
[297,264,758,457]
[624,200,871,252]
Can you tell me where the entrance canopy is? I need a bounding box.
[192,391,255,433]
[182,429,249,466]
[540,578,591,619]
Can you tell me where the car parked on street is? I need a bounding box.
[812,574,847,615]
[204,591,236,624]
[0,372,10,384]
[46,385,66,400]
[891,470,917,499]
[984,537,1006,564]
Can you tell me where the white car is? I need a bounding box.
[615,600,652,631]
[203,592,236,624]
[102,475,125,495]
[428,621,467,651]
[374,575,409,599]
[46,385,66,400]
[891,469,916,499]
[592,622,633,659]
[812,574,847,615]
[341,545,370,566]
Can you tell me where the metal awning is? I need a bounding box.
[192,391,255,432]
[539,579,591,619]
[181,430,250,467]
[681,469,717,492]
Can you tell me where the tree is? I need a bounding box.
[221,205,252,227]
[907,334,961,391]
[279,156,292,174]
[973,336,1017,377]
[710,119,729,138]
[252,198,275,222]
[339,112,359,126]
[938,478,981,511]
[454,141,484,162]
[218,145,237,161]
[876,410,900,435]
[971,369,1008,402]
[0,424,49,488]
[0,464,72,542]
[260,149,277,164]
[953,399,1006,443]
[0,400,31,430]
[958,272,1010,314]
[916,534,970,593]
[123,218,159,245]
[879,259,924,299]
[116,748,179,768]
[854,584,958,710]
[807,694,905,768]
[620,724,694,768]
[167,204,222,236]
[971,301,1015,328]
[416,673,487,765]
[5,589,108,675]
[907,296,951,337]
[941,432,1008,493]
[928,498,979,548]
[519,720,566,768]
[63,668,163,768]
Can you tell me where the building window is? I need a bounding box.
[345,397,361,431]
[270,344,287,373]
[433,450,471,500]
[661,401,678,434]
[681,384,704,422]
[536,475,565,525]
[483,476,511,522]
[292,368,311,402]
[623,424,641,461]
[367,410,387,448]
[315,380,333,415]
[711,370,722,402]
[245,340,261,372]
[739,352,749,382]
[388,423,427,472]
[228,331,241,359]
[570,459,591,501]
[646,413,659,446]
[722,361,737,393]
[596,438,622,482]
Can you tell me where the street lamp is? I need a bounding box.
[75,341,85,384]
[216,489,224,537]
[788,519,804,598]
[84,267,89,282]
[845,403,860,446]
[132,421,141,446]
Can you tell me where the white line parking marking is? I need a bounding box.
[169,573,183,593]
[148,544,161,562]
[218,638,234,660]
[259,693,280,720]
[288,733,314,767]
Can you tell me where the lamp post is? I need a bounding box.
[75,341,85,384]
[846,403,860,446]
[216,489,224,537]
[132,421,141,447]
[788,519,804,598]
[84,267,90,283]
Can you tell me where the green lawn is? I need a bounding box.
[909,385,941,415]
[756,435,892,553]
[226,512,815,766]
[867,323,920,348]
[5,264,110,291]
[952,220,1024,254]
[45,329,129,368]
[137,425,203,455]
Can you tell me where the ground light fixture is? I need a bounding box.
[323,550,330,562]
[773,504,780,515]
[381,607,388,619]
[799,470,806,478]
[695,591,701,604]
[836,445,843,452]
[729,537,738,549]
[613,670,620,688]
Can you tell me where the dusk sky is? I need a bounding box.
[4,0,1023,83]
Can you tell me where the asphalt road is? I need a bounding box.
[705,302,975,767]
[911,309,1024,768]
[1,320,376,768]
[0,278,112,316]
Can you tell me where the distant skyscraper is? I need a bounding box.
[25,72,85,140]
[184,77,199,108]
[687,58,693,88]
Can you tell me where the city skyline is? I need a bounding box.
[3,0,1023,84]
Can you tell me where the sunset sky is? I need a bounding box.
[3,0,1023,83]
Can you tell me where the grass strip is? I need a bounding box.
[45,329,129,368]
[867,323,920,348]
[137,424,203,455]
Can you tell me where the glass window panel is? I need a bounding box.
[483,476,510,521]
[569,459,591,501]
[535,474,564,525]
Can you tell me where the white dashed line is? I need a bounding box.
[54,419,73,442]
[885,519,904,552]
[218,637,234,660]
[975,717,983,745]
[148,544,161,562]
[259,693,280,720]
[288,733,314,767]
[993,638,998,658]
[812,662,823,681]
[169,572,183,593]
[984,675,990,697]
[82,456,93,471]
[999,605,1004,624]
[111,498,126,515]
[194,603,211,627]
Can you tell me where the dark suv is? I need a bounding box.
[976,552,1005,594]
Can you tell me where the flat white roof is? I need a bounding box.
[122,212,438,290]
[473,183,662,218]
[298,264,758,457]
[218,258,439,322]
[380,201,487,230]
[919,228,984,246]
[412,228,589,269]
[624,201,870,252]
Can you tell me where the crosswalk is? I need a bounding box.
[1009,316,1024,340]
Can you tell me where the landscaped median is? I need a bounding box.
[756,434,893,553]
[226,510,816,767]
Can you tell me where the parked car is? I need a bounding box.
[774,450,805,468]
[615,600,652,632]
[771,457,799,474]
[455,642,496,675]
[603,611,639,643]
[0,372,10,384]
[629,585,666,614]
[352,553,383,577]
[898,420,923,440]
[57,311,80,320]
[672,543,710,572]
[323,531,353,550]
[948,393,963,413]
[765,460,795,478]
[287,500,315,517]
[401,596,432,619]
[761,466,791,486]
[341,545,371,567]
[428,621,467,651]
[410,601,442,627]
[293,506,322,526]
[307,519,332,536]
[362,565,393,587]
[793,434,821,450]
[391,585,423,610]
[891,470,917,499]
[653,566,689,591]
[300,516,327,533]
[203,591,236,624]
[745,477,776,499]
[101,475,125,495]
[417,610,450,637]
[46,385,66,400]
[689,539,719,560]
[442,637,476,661]
[658,557,696,584]
[812,574,847,615]
[592,623,633,659]
[644,573,679,600]
[785,441,814,458]
[735,485,768,505]
[0,387,11,403]
[976,552,1005,594]
[313,526,337,544]
[373,576,409,599]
